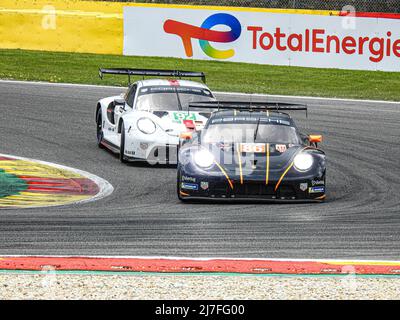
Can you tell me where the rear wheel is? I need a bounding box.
[96,110,104,149]
[119,122,128,164]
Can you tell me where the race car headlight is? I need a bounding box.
[137,118,156,134]
[293,153,314,171]
[194,149,215,168]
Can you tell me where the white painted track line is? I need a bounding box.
[1,79,399,105]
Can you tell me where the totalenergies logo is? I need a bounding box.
[163,13,242,59]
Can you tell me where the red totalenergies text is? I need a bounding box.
[247,26,400,63]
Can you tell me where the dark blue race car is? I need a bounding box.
[177,101,326,202]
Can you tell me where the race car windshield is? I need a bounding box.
[202,123,301,144]
[136,86,214,111]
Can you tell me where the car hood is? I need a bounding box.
[152,110,210,136]
[206,142,303,172]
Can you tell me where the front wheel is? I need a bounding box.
[96,110,104,149]
[119,122,128,164]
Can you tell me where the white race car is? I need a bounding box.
[96,68,216,164]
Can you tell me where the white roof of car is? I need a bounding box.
[138,79,209,89]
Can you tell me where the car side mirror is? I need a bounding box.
[179,132,193,148]
[114,97,125,106]
[180,132,192,141]
[309,135,322,147]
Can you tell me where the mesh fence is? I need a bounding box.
[96,0,400,13]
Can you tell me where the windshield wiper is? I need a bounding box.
[253,117,261,142]
[174,87,183,111]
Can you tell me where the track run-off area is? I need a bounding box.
[0,80,399,261]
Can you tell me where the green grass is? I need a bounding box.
[1,49,400,101]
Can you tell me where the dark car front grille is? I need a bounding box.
[278,185,296,198]
[235,183,275,197]
[209,181,297,199]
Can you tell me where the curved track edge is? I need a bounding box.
[0,153,114,209]
[1,256,399,275]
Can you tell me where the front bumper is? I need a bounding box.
[125,144,178,164]
[125,132,179,164]
[178,176,326,202]
[178,196,324,203]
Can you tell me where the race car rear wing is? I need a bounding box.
[188,100,308,117]
[99,68,206,84]
[189,100,307,110]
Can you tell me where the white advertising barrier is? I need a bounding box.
[123,6,400,71]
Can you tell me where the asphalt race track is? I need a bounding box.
[0,81,399,259]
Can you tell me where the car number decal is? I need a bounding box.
[239,143,266,153]
[172,112,197,122]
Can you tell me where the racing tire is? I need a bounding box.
[119,122,128,164]
[96,109,104,149]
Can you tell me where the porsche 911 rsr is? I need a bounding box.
[96,68,216,164]
[177,101,326,202]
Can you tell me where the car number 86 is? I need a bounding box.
[239,143,266,153]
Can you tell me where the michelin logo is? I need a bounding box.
[309,186,325,193]
[181,182,198,190]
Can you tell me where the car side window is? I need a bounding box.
[125,84,137,107]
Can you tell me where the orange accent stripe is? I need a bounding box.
[214,161,234,190]
[274,162,294,192]
[273,146,313,191]
[236,144,243,185]
[274,146,315,192]
[315,195,326,200]
[265,143,270,185]
[179,190,190,196]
